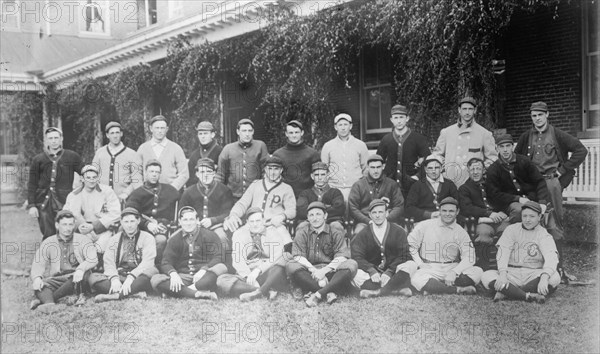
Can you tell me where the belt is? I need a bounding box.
[422,259,455,264]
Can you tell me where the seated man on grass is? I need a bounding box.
[151,207,227,300]
[89,207,158,303]
[217,207,291,302]
[351,199,417,298]
[480,201,560,304]
[286,202,358,307]
[30,210,97,313]
[408,197,483,295]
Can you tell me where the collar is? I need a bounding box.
[310,223,329,236]
[373,220,388,231]
[499,153,517,165]
[426,175,444,185]
[457,119,474,129]
[237,139,253,148]
[143,181,160,190]
[47,148,63,158]
[151,138,168,147]
[200,140,216,150]
[286,140,305,149]
[437,218,457,229]
[183,227,200,239]
[108,143,125,153]
[123,229,140,240]
[58,233,74,243]
[335,135,353,143]
[534,123,549,134]
[366,174,382,184]
[392,127,410,140]
[313,184,331,194]
[521,223,541,231]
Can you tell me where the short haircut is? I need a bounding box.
[145,161,162,171]
[467,158,484,168]
[56,213,75,223]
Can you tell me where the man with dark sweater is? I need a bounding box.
[377,104,430,198]
[351,199,417,298]
[150,207,227,300]
[125,160,179,264]
[273,120,320,197]
[287,202,358,307]
[348,154,404,235]
[180,158,234,243]
[186,121,223,187]
[486,134,549,224]
[28,127,83,239]
[405,155,458,222]
[515,101,587,281]
[458,158,509,271]
[296,162,345,232]
[217,119,269,199]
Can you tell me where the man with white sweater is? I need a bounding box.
[137,115,189,191]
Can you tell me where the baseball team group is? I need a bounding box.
[25,96,588,313]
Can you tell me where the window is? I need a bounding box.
[136,0,157,29]
[80,0,109,35]
[360,46,395,141]
[1,0,20,31]
[168,0,183,20]
[583,0,599,130]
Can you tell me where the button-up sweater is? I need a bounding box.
[293,224,349,269]
[125,183,179,229]
[30,233,97,280]
[433,121,497,187]
[377,129,430,190]
[179,181,234,225]
[351,222,412,277]
[405,178,458,221]
[348,175,404,225]
[63,183,121,233]
[186,140,223,187]
[458,178,495,218]
[27,149,83,208]
[229,179,296,222]
[92,144,142,198]
[273,142,321,197]
[217,139,269,198]
[160,227,224,275]
[485,154,549,212]
[103,230,156,278]
[296,185,345,222]
[137,138,189,191]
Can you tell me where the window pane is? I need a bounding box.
[589,0,598,53]
[366,87,392,131]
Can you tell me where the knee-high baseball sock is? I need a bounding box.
[130,275,151,294]
[361,279,380,291]
[291,269,320,293]
[555,239,565,271]
[259,266,287,294]
[156,280,197,298]
[36,289,55,304]
[230,281,258,297]
[52,278,75,301]
[489,280,527,300]
[380,271,410,295]
[422,278,456,294]
[194,271,218,291]
[318,269,352,296]
[93,279,111,294]
[454,274,476,287]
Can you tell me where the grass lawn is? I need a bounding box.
[1,205,599,353]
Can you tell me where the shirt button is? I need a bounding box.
[110,163,114,167]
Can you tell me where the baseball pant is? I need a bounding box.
[481,267,561,290]
[35,272,89,304]
[411,263,483,291]
[287,259,358,297]
[352,261,418,289]
[150,263,227,298]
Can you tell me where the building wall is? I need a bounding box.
[502,1,583,137]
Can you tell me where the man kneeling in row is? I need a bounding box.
[408,197,483,295]
[481,201,560,303]
[151,207,227,300]
[287,202,358,307]
[217,207,291,302]
[89,207,158,302]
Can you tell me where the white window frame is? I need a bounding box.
[79,0,110,37]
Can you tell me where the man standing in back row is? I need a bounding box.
[377,104,430,198]
[321,113,369,202]
[433,97,497,187]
